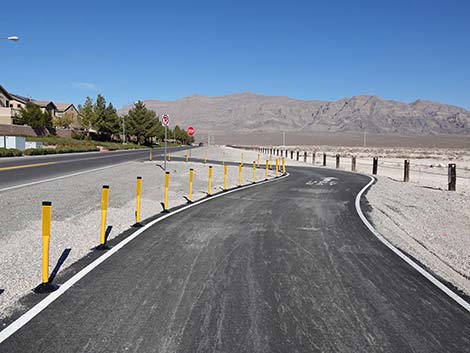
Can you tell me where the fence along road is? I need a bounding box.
[0,146,192,191]
[1,166,470,352]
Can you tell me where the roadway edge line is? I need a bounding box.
[0,172,290,343]
[0,162,135,193]
[355,176,470,313]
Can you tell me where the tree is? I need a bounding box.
[125,101,161,144]
[78,95,120,140]
[77,96,95,131]
[19,102,53,130]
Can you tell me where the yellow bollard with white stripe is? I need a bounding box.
[265,160,269,180]
[135,177,142,225]
[163,172,170,211]
[252,161,257,183]
[188,168,194,202]
[223,164,228,191]
[208,166,213,196]
[100,185,109,246]
[34,201,58,293]
[238,163,243,187]
[282,157,286,174]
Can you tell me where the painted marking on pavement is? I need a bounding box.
[306,177,338,186]
[355,176,470,313]
[0,162,57,172]
[0,172,290,343]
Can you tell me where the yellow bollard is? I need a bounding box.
[282,157,286,174]
[275,159,279,177]
[269,154,272,170]
[168,152,171,161]
[163,172,170,211]
[99,185,110,248]
[188,168,194,202]
[265,160,269,180]
[257,154,261,167]
[238,163,243,187]
[149,149,152,161]
[34,201,58,293]
[252,161,256,183]
[223,164,228,191]
[185,152,189,162]
[135,177,142,225]
[208,166,213,196]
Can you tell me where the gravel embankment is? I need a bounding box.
[366,176,470,295]
[0,147,277,318]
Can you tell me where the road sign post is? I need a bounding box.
[162,114,169,171]
[187,126,195,158]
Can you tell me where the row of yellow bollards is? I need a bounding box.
[37,154,287,293]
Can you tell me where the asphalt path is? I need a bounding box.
[0,146,192,190]
[1,166,470,352]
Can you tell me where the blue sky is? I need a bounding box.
[1,0,469,109]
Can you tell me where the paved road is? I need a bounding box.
[0,146,192,190]
[1,166,470,352]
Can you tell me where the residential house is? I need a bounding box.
[54,103,80,129]
[0,83,79,129]
[0,84,12,124]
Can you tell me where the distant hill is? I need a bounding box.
[119,93,470,135]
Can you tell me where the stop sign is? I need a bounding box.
[187,126,195,136]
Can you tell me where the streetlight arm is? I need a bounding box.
[1,36,19,41]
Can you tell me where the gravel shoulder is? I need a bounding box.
[0,147,277,318]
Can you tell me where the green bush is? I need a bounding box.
[24,148,57,156]
[71,132,87,140]
[0,148,23,157]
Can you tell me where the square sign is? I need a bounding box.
[162,114,170,126]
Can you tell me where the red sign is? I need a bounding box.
[187,126,195,136]
[162,114,170,126]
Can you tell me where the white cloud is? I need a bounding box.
[73,82,98,91]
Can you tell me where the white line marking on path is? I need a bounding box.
[355,176,470,313]
[0,173,289,343]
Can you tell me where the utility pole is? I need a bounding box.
[122,115,126,144]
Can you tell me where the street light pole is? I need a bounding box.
[121,115,125,144]
[0,36,19,42]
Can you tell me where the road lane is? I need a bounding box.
[1,166,469,352]
[0,146,192,190]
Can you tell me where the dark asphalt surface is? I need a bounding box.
[0,146,191,190]
[1,166,470,352]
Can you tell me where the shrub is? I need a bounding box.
[71,132,87,140]
[24,148,57,156]
[0,148,23,157]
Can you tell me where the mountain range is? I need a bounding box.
[120,93,470,135]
